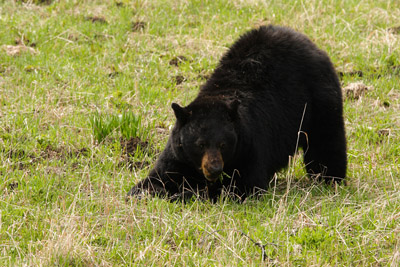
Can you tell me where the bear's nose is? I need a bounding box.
[208,164,223,175]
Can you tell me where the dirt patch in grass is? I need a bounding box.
[120,137,149,156]
[16,0,53,4]
[115,1,124,7]
[4,146,89,170]
[173,75,186,85]
[377,129,391,138]
[24,65,40,72]
[15,37,36,48]
[388,26,400,34]
[169,56,190,66]
[40,145,89,160]
[338,65,400,81]
[7,181,19,192]
[5,148,28,159]
[85,16,107,24]
[108,70,121,78]
[338,70,363,78]
[120,137,152,170]
[132,21,146,32]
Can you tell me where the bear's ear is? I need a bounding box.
[228,99,240,121]
[171,103,190,124]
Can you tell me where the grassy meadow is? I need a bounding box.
[1,0,400,265]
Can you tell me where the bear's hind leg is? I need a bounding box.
[303,115,347,183]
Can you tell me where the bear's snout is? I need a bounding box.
[201,150,224,182]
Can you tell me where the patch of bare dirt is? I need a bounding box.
[388,26,400,34]
[38,145,89,162]
[8,182,19,192]
[338,66,400,81]
[17,0,53,4]
[173,75,186,85]
[377,129,391,138]
[169,55,189,66]
[132,21,146,32]
[24,65,39,72]
[4,146,89,170]
[338,70,363,78]
[120,137,152,170]
[15,37,36,48]
[85,16,107,24]
[120,137,149,156]
[107,66,121,78]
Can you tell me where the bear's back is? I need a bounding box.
[200,25,335,97]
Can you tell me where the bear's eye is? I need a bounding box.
[220,143,226,149]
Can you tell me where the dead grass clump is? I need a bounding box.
[343,82,373,100]
[27,216,105,266]
[2,44,37,56]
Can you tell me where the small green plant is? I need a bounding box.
[119,111,149,140]
[90,112,119,143]
[90,111,151,143]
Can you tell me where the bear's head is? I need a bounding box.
[171,98,239,182]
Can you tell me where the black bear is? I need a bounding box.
[128,25,347,200]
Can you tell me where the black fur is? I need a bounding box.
[128,25,347,200]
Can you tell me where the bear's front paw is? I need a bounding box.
[126,186,148,201]
[126,180,168,201]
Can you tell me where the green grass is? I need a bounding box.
[90,111,151,143]
[1,0,400,265]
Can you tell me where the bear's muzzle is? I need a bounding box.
[201,149,224,182]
